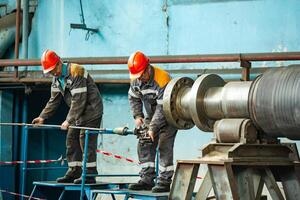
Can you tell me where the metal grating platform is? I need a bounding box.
[31,181,169,200]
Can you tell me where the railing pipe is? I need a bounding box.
[1,52,300,67]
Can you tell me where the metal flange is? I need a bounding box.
[163,77,195,129]
[189,74,225,131]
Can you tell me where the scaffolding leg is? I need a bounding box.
[169,161,199,200]
[280,166,300,200]
[58,190,65,200]
[28,185,37,199]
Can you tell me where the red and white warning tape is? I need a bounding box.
[0,156,64,165]
[96,149,140,165]
[0,189,46,200]
[96,149,203,179]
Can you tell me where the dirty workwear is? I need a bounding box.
[39,63,103,175]
[66,117,100,173]
[39,63,103,125]
[128,65,177,186]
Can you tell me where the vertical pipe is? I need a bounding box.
[22,0,29,71]
[13,92,19,161]
[13,91,20,197]
[20,95,28,200]
[240,61,251,81]
[14,0,21,78]
[20,127,28,198]
[80,130,89,200]
[41,130,45,180]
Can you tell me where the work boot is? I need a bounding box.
[73,176,96,184]
[151,183,170,193]
[56,167,82,183]
[128,180,154,191]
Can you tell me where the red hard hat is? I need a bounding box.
[128,51,149,79]
[41,50,60,74]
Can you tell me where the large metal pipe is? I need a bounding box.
[163,65,300,140]
[14,0,21,78]
[204,81,252,119]
[15,0,21,59]
[1,52,300,67]
[249,65,300,139]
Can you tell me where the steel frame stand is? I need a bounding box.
[169,142,300,200]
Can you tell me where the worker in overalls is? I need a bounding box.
[127,51,178,192]
[32,50,103,184]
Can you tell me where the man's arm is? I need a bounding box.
[128,86,144,120]
[39,83,62,120]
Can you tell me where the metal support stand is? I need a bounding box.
[1,122,169,199]
[170,143,300,200]
[80,130,89,200]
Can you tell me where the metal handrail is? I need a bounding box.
[1,52,300,67]
[0,122,133,135]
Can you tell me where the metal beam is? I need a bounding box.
[1,52,300,67]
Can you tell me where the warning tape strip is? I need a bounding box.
[0,156,64,165]
[96,149,140,165]
[0,150,202,180]
[0,189,46,200]
[96,149,203,179]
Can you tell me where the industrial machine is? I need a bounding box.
[163,65,300,200]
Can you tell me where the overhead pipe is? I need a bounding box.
[22,0,28,60]
[1,52,300,67]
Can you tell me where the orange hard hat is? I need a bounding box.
[128,51,149,79]
[41,50,60,74]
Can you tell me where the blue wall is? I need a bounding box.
[28,0,300,71]
[27,0,300,184]
[21,0,300,179]
[168,0,300,54]
[1,0,300,193]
